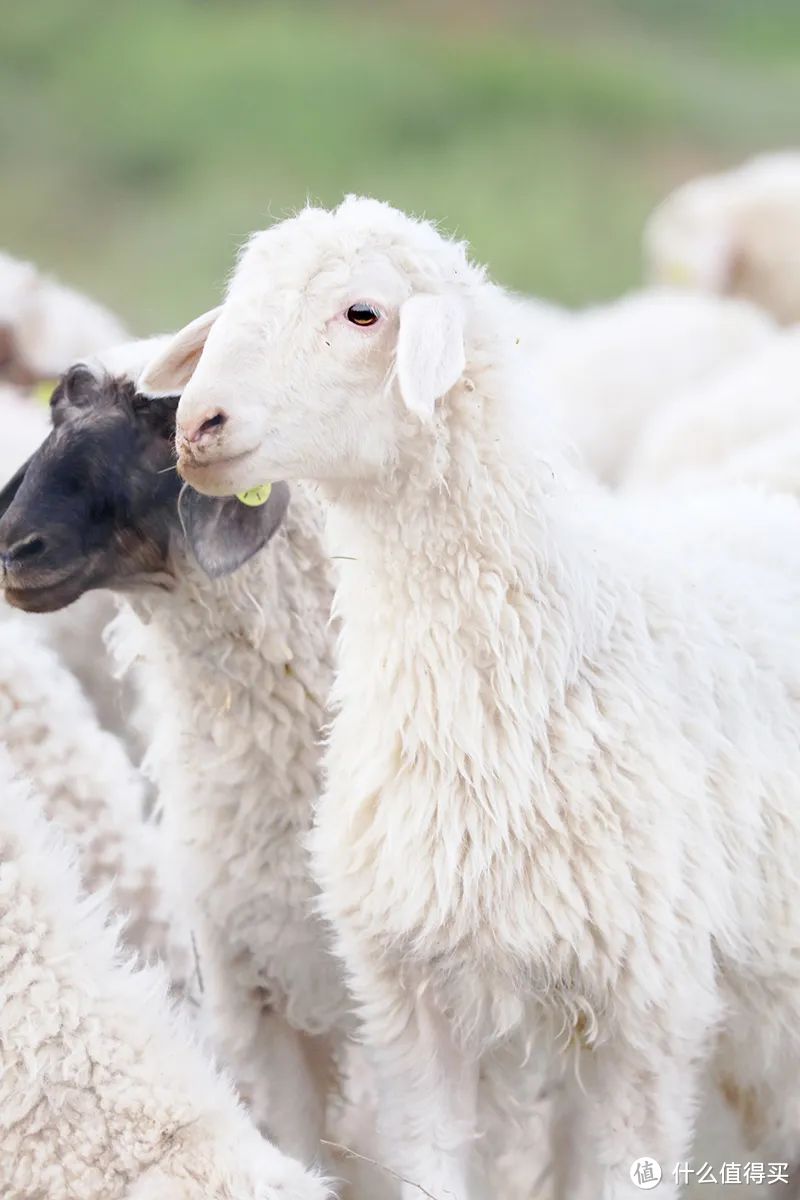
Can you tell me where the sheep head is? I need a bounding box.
[644,176,737,295]
[0,355,289,613]
[140,197,488,498]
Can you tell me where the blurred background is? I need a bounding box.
[2,0,799,332]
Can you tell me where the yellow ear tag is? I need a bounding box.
[665,260,693,286]
[33,379,57,407]
[236,483,272,507]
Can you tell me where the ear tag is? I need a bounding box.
[665,260,693,286]
[236,482,272,507]
[33,380,57,406]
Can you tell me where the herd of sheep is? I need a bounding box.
[1,152,800,1200]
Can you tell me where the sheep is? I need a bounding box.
[534,287,775,484]
[624,326,800,489]
[159,195,800,1200]
[0,613,192,991]
[0,248,127,384]
[0,347,353,1174]
[644,152,800,324]
[0,743,329,1200]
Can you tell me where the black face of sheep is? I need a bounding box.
[0,366,289,614]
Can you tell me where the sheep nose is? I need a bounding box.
[0,533,47,569]
[186,409,228,446]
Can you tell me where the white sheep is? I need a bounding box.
[0,346,353,1174]
[164,195,800,1200]
[0,615,191,991]
[535,287,775,483]
[0,744,329,1200]
[0,248,127,383]
[624,326,800,490]
[644,152,800,324]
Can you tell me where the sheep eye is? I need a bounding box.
[346,303,380,327]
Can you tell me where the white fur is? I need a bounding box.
[645,152,800,324]
[536,287,775,483]
[0,744,328,1200]
[0,249,127,382]
[0,616,191,990]
[625,326,800,490]
[172,196,800,1200]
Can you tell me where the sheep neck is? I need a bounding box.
[110,499,334,814]
[310,359,619,994]
[326,369,598,696]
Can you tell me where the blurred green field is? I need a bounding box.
[1,0,799,331]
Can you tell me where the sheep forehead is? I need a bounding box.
[228,196,475,310]
[662,180,727,225]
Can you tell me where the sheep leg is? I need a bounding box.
[249,1009,333,1168]
[349,960,485,1200]
[572,1031,707,1200]
[191,926,329,1167]
[715,1004,800,1187]
[200,964,330,1167]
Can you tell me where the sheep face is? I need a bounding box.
[644,180,735,293]
[143,198,477,497]
[0,366,289,613]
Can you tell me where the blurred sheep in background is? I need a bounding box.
[644,153,800,325]
[0,250,127,385]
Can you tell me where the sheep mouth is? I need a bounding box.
[178,445,263,497]
[3,567,93,613]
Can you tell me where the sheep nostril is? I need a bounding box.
[192,411,228,443]
[2,534,47,568]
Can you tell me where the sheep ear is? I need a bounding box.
[49,365,97,423]
[396,294,465,420]
[138,307,222,397]
[178,482,290,579]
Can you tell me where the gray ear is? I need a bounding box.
[178,482,290,579]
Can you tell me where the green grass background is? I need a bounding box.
[1,0,798,332]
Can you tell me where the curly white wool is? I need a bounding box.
[0,745,329,1200]
[0,617,190,990]
[171,196,800,1200]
